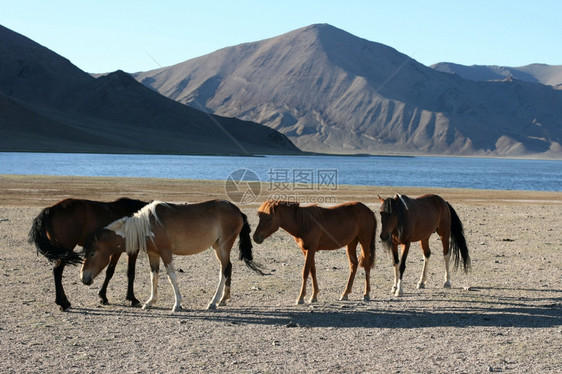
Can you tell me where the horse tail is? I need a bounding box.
[369,217,377,268]
[238,213,265,275]
[447,203,471,272]
[359,213,377,269]
[28,207,82,265]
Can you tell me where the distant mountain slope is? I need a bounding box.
[431,62,562,89]
[0,25,300,155]
[134,24,562,158]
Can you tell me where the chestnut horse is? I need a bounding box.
[28,197,148,311]
[378,194,470,296]
[81,200,263,312]
[253,200,376,304]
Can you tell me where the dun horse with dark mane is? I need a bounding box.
[378,194,470,296]
[81,200,263,311]
[253,200,376,304]
[29,198,148,310]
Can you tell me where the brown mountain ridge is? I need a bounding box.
[0,25,300,155]
[134,24,562,158]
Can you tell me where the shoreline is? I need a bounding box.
[2,174,561,207]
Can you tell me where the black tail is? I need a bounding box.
[238,213,265,275]
[448,203,471,272]
[28,208,82,265]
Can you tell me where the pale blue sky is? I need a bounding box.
[2,0,560,73]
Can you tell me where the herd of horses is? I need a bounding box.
[29,194,471,312]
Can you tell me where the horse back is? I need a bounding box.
[311,202,375,249]
[151,200,243,255]
[407,194,451,240]
[50,198,147,247]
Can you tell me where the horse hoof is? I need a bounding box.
[394,290,403,297]
[219,301,227,307]
[295,299,304,305]
[363,295,370,302]
[417,283,425,289]
[130,299,141,307]
[206,303,217,310]
[443,281,451,289]
[142,303,151,310]
[339,295,349,301]
[171,305,182,312]
[58,300,71,312]
[391,286,397,294]
[309,298,318,304]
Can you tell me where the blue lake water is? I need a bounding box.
[1,152,561,192]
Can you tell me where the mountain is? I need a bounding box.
[134,24,562,158]
[0,25,300,155]
[431,62,562,89]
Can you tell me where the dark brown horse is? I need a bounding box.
[378,194,470,296]
[28,197,148,310]
[253,200,376,304]
[81,200,263,312]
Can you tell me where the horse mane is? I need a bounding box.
[296,204,323,234]
[258,200,299,215]
[107,200,165,254]
[382,196,408,242]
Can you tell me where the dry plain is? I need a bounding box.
[0,175,561,373]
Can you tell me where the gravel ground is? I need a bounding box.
[0,175,561,373]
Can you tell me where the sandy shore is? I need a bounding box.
[0,175,561,373]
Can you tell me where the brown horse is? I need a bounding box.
[253,200,376,304]
[28,197,148,311]
[378,194,470,296]
[81,200,263,312]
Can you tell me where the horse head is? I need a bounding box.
[81,228,125,286]
[253,200,285,244]
[378,195,407,247]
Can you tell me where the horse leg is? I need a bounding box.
[390,243,400,294]
[309,250,319,304]
[219,261,232,306]
[164,261,182,312]
[440,233,452,288]
[98,252,121,305]
[206,242,230,310]
[395,243,411,297]
[296,248,314,305]
[142,253,160,309]
[126,252,140,306]
[417,238,431,289]
[53,260,71,311]
[341,239,359,301]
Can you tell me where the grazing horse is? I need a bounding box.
[28,198,148,311]
[253,200,376,304]
[378,194,470,296]
[81,200,263,312]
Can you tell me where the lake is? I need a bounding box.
[1,152,561,192]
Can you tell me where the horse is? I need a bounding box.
[378,193,470,296]
[28,197,148,311]
[253,200,376,305]
[81,199,263,312]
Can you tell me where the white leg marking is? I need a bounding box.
[207,266,226,310]
[395,279,404,297]
[391,264,400,293]
[143,270,159,309]
[165,262,182,312]
[443,253,451,288]
[418,257,430,289]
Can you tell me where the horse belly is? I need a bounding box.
[168,228,219,256]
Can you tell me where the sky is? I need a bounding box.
[2,0,561,74]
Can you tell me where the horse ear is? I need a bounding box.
[378,195,385,203]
